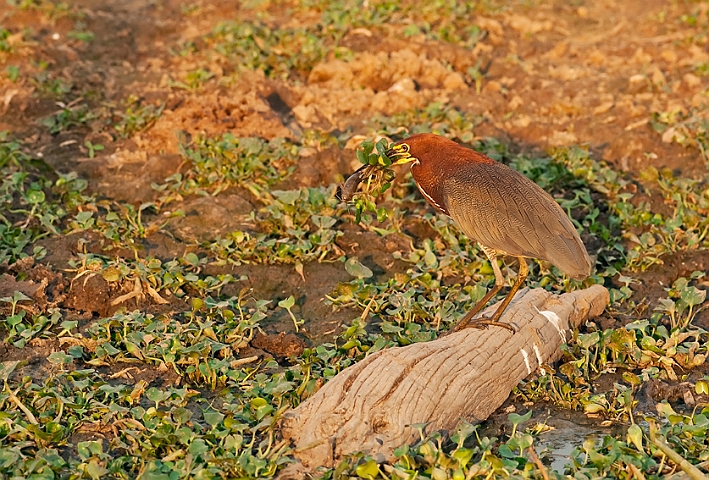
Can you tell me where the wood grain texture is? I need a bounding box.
[281,285,609,469]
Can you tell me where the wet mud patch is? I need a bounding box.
[629,249,709,327]
[212,262,361,344]
[166,192,257,243]
[0,337,60,381]
[635,378,709,413]
[74,152,185,204]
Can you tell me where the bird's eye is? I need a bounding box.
[390,143,409,155]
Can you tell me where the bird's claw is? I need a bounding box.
[449,316,516,334]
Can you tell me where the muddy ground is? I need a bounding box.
[1,0,709,475]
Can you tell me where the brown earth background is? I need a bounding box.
[1,0,709,477]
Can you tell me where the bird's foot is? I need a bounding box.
[448,316,516,335]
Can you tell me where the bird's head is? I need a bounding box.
[386,133,463,167]
[385,133,466,216]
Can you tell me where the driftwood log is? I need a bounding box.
[281,285,609,469]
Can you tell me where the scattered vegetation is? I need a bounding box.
[1,0,709,478]
[0,132,90,263]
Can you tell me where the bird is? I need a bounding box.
[383,133,593,333]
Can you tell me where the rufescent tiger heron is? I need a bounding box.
[385,133,593,333]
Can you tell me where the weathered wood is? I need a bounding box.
[281,285,609,469]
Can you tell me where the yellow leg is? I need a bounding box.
[449,248,516,334]
[488,257,528,323]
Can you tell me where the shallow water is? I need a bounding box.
[535,416,615,473]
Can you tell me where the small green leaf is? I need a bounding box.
[6,65,20,82]
[27,189,45,204]
[380,321,403,333]
[173,407,193,424]
[355,459,379,479]
[146,387,170,404]
[375,138,392,165]
[584,402,605,414]
[424,249,437,267]
[278,295,295,309]
[681,286,706,307]
[0,361,20,382]
[67,345,84,358]
[508,410,533,426]
[356,148,369,165]
[188,438,209,456]
[627,424,643,451]
[101,267,121,282]
[360,140,374,154]
[75,211,94,224]
[517,433,534,450]
[124,341,143,359]
[273,189,301,205]
[203,410,225,427]
[345,257,373,279]
[47,351,72,365]
[184,252,200,266]
[497,443,516,458]
[85,459,106,479]
[13,290,31,302]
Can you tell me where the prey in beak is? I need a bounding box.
[340,139,412,203]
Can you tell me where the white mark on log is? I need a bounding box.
[520,348,531,374]
[535,306,566,342]
[533,344,543,367]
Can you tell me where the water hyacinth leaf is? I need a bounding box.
[12,290,31,302]
[183,252,200,266]
[203,409,225,427]
[497,443,515,458]
[355,459,379,479]
[312,214,336,229]
[0,360,20,381]
[278,295,295,309]
[67,345,84,358]
[356,146,370,165]
[26,189,45,204]
[508,410,533,427]
[188,439,209,456]
[357,140,375,165]
[101,266,121,282]
[47,351,72,365]
[517,433,533,450]
[680,285,706,308]
[380,321,403,333]
[424,248,437,267]
[627,424,643,451]
[584,402,605,414]
[375,138,392,165]
[74,211,93,224]
[146,387,170,404]
[273,189,301,205]
[344,257,373,279]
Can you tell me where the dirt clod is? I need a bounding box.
[251,332,306,359]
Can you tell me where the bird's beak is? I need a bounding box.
[386,143,415,165]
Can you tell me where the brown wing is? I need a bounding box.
[443,161,592,280]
